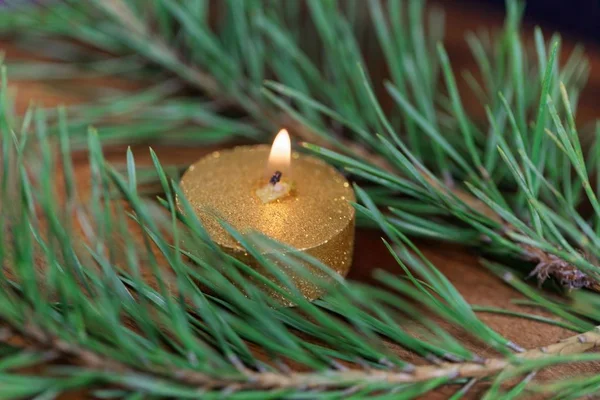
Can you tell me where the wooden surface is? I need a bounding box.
[3,1,600,398]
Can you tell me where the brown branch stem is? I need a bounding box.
[4,321,600,390]
[234,326,600,388]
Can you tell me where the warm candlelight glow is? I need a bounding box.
[257,129,293,203]
[267,129,291,175]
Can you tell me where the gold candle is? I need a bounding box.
[179,130,355,302]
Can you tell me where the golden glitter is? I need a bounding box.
[179,145,355,302]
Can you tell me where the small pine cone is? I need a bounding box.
[524,245,597,290]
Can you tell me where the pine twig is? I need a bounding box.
[258,326,600,389]
[99,0,395,173]
[84,1,600,294]
[0,322,228,388]
[3,319,600,390]
[96,0,256,114]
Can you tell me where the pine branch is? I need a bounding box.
[0,323,228,388]
[97,0,222,99]
[95,0,382,163]
[2,318,600,391]
[273,40,600,292]
[246,325,600,387]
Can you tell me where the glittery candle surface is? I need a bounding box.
[179,145,355,302]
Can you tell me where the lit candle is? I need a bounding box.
[179,129,355,302]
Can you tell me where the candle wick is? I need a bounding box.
[269,171,282,186]
[257,170,291,203]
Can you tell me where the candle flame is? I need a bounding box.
[267,129,291,175]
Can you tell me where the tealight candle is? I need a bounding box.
[179,129,355,302]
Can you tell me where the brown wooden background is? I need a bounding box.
[2,1,600,398]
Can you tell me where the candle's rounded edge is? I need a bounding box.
[179,145,272,185]
[221,215,355,304]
